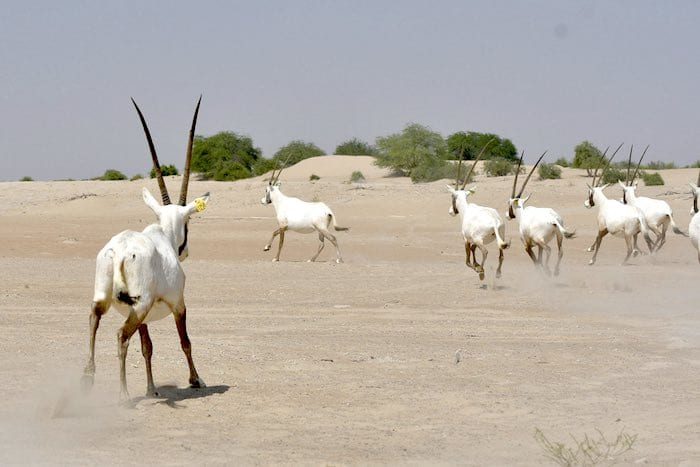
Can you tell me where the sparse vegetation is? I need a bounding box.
[309,174,320,181]
[350,171,365,183]
[375,123,448,179]
[600,166,625,184]
[642,171,664,186]
[686,160,700,168]
[534,427,637,466]
[554,157,569,167]
[484,157,518,177]
[252,157,277,177]
[19,176,33,182]
[273,140,325,166]
[447,131,518,161]
[572,141,606,176]
[99,169,127,181]
[539,163,562,180]
[643,160,676,170]
[150,164,178,178]
[130,174,144,181]
[335,138,377,156]
[409,159,470,183]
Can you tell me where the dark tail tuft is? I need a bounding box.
[117,291,137,306]
[334,226,350,231]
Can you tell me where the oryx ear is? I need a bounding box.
[466,186,477,194]
[600,183,610,190]
[445,185,456,193]
[186,192,211,216]
[618,180,626,189]
[142,188,162,215]
[522,194,531,204]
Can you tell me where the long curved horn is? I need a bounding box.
[131,98,171,205]
[629,145,649,186]
[461,138,495,190]
[596,142,624,187]
[697,167,700,188]
[511,151,525,198]
[625,144,634,186]
[455,147,465,189]
[516,150,547,198]
[178,95,202,206]
[591,146,610,187]
[273,155,293,184]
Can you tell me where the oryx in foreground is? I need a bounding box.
[447,141,509,281]
[261,164,348,263]
[506,151,575,276]
[584,144,654,265]
[618,145,686,252]
[688,173,700,263]
[82,97,209,401]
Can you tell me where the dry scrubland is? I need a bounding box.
[1,155,699,464]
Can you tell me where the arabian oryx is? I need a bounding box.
[618,145,686,252]
[261,164,349,263]
[584,143,654,265]
[447,141,509,281]
[82,97,210,401]
[687,172,700,263]
[506,151,575,276]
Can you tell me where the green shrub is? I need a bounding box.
[350,171,365,183]
[643,160,676,170]
[686,161,700,168]
[19,176,33,182]
[484,157,517,177]
[100,169,127,181]
[252,158,277,177]
[309,174,320,181]
[150,164,178,178]
[210,160,251,181]
[335,138,377,156]
[130,174,144,181]
[410,159,474,183]
[375,123,448,178]
[554,157,569,167]
[192,131,262,181]
[538,163,562,180]
[600,166,625,184]
[642,171,664,186]
[273,140,325,166]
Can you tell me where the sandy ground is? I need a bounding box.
[1,155,699,465]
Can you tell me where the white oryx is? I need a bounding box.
[584,144,654,265]
[618,145,686,252]
[447,141,509,281]
[506,151,575,276]
[688,173,700,263]
[82,97,210,400]
[261,164,348,263]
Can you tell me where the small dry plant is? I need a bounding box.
[534,427,637,466]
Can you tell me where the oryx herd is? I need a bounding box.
[81,99,697,400]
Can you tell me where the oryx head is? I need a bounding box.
[690,172,700,214]
[584,142,623,208]
[132,96,210,261]
[507,150,546,219]
[447,139,494,216]
[619,144,649,204]
[261,160,288,205]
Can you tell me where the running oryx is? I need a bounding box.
[688,170,700,263]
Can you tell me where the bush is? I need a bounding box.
[192,131,262,181]
[252,158,277,177]
[554,157,569,167]
[349,171,365,183]
[150,164,178,178]
[484,158,517,177]
[447,131,518,161]
[538,163,562,180]
[19,176,33,182]
[643,160,676,170]
[335,138,377,156]
[375,123,448,178]
[130,174,144,181]
[600,166,625,184]
[410,159,475,183]
[309,174,320,181]
[642,171,664,186]
[686,161,700,168]
[273,140,325,166]
[100,169,127,181]
[572,141,605,176]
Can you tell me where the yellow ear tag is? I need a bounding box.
[513,199,519,207]
[194,198,207,213]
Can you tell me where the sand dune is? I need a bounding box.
[1,156,699,464]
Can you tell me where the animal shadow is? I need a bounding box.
[134,384,230,409]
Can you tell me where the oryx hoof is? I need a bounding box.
[336,259,343,264]
[633,249,640,257]
[263,245,271,251]
[119,390,133,407]
[586,247,594,252]
[588,260,595,266]
[190,377,206,389]
[145,387,160,398]
[272,258,279,262]
[478,271,485,281]
[495,271,502,279]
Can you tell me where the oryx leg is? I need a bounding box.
[524,241,538,265]
[263,228,282,251]
[554,231,564,276]
[540,242,553,276]
[589,229,608,265]
[586,238,598,252]
[475,244,488,281]
[82,300,109,391]
[464,240,474,269]
[632,233,643,256]
[309,231,326,262]
[117,310,145,402]
[623,233,634,264]
[138,324,157,397]
[655,222,669,251]
[173,302,205,388]
[495,246,504,279]
[320,229,343,263]
[273,226,287,262]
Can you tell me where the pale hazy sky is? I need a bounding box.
[2,1,699,181]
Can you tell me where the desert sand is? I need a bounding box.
[1,155,699,465]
